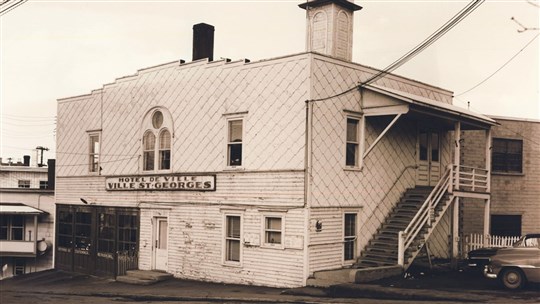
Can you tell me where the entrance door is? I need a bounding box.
[152,218,168,271]
[417,130,441,186]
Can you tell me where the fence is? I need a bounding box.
[463,234,520,253]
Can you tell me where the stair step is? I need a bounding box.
[116,270,173,286]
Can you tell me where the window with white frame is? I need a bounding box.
[492,138,523,174]
[142,109,172,171]
[17,180,30,188]
[225,215,241,262]
[89,132,100,173]
[344,213,357,261]
[346,117,360,167]
[227,119,243,167]
[264,216,282,245]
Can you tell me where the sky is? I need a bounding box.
[1,0,538,163]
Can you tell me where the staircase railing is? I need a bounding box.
[397,166,452,266]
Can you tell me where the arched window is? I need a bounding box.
[143,131,156,171]
[159,130,171,170]
[142,108,173,171]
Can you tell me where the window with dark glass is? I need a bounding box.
[492,138,523,173]
[39,180,48,189]
[89,133,100,173]
[227,120,243,166]
[58,210,74,248]
[225,215,241,262]
[264,217,282,245]
[118,214,138,253]
[143,131,156,171]
[97,212,115,255]
[491,215,521,236]
[0,216,9,240]
[75,212,92,253]
[344,213,357,261]
[346,118,359,166]
[0,215,25,241]
[159,130,171,170]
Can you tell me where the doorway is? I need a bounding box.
[417,129,441,186]
[152,217,168,271]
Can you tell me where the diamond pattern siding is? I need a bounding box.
[57,55,309,177]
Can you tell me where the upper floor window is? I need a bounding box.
[89,132,100,173]
[492,138,523,174]
[346,116,363,168]
[142,109,172,171]
[227,119,243,167]
[18,180,30,188]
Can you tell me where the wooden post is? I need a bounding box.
[484,198,491,247]
[398,231,404,266]
[485,129,492,193]
[452,197,460,263]
[454,122,461,191]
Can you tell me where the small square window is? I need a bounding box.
[39,180,48,189]
[18,180,30,188]
[264,217,282,245]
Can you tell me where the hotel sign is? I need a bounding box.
[106,175,216,191]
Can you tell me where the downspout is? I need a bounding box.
[303,53,314,286]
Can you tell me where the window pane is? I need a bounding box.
[346,119,358,142]
[158,220,168,250]
[159,130,171,149]
[344,214,357,260]
[266,217,281,230]
[228,144,242,166]
[346,143,357,166]
[227,216,240,238]
[229,120,242,142]
[266,231,281,244]
[144,151,155,171]
[431,133,439,162]
[152,111,164,129]
[419,132,428,161]
[143,132,156,150]
[344,214,356,237]
[159,151,170,170]
[492,139,523,173]
[226,240,240,261]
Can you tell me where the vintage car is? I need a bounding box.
[483,234,540,289]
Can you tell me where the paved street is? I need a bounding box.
[1,268,539,304]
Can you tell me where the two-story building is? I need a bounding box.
[0,157,55,279]
[55,0,496,287]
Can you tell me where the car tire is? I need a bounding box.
[500,268,525,290]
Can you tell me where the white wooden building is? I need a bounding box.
[55,0,496,287]
[0,158,55,279]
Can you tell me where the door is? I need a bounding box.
[152,217,168,271]
[417,130,441,186]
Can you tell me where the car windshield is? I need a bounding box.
[512,236,540,248]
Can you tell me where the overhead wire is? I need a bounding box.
[456,33,539,96]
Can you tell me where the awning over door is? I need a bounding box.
[0,204,46,215]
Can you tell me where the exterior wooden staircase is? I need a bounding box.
[355,187,435,268]
[307,167,458,287]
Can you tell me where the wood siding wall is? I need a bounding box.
[0,169,48,189]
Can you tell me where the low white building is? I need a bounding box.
[55,0,496,287]
[0,157,55,279]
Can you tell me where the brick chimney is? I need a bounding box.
[23,155,30,166]
[299,0,362,61]
[192,23,215,61]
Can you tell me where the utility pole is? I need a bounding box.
[35,146,49,167]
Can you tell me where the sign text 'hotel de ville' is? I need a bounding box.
[106,175,216,191]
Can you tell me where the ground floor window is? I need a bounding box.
[225,215,241,262]
[344,213,357,261]
[264,216,282,245]
[13,258,25,275]
[491,214,521,236]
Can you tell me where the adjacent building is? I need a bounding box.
[0,157,55,279]
[461,116,540,239]
[55,0,496,287]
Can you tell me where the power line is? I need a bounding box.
[0,0,27,16]
[456,33,539,97]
